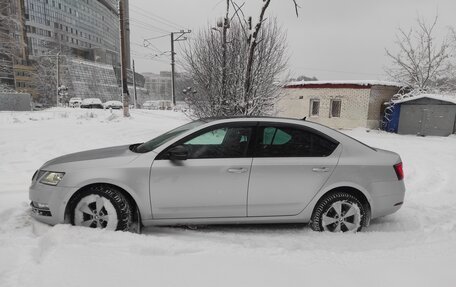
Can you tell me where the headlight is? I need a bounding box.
[39,171,65,186]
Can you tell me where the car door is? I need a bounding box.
[150,122,255,219]
[247,123,341,217]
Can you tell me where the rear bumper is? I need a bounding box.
[369,180,405,219]
[29,182,76,225]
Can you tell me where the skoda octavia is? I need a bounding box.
[29,117,405,233]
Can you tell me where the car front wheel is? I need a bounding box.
[70,185,132,231]
[310,192,367,232]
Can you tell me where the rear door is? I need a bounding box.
[247,123,341,217]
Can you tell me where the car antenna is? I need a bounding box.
[302,116,306,121]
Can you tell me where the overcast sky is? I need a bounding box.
[129,0,456,81]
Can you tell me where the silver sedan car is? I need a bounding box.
[29,117,405,233]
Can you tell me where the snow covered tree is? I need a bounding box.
[181,17,288,118]
[385,16,454,92]
[180,0,299,117]
[0,0,21,87]
[31,38,72,105]
[289,75,318,82]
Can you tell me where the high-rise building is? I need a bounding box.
[1,0,141,104]
[24,0,129,66]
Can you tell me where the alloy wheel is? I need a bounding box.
[321,200,361,232]
[74,194,118,230]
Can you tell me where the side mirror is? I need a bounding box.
[168,145,188,161]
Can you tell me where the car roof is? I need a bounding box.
[199,116,306,123]
[195,116,375,153]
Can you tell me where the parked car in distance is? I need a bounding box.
[69,97,82,108]
[103,100,123,109]
[29,117,405,233]
[32,102,44,111]
[80,98,103,109]
[142,100,159,110]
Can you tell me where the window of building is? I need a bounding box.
[310,99,320,117]
[329,99,342,118]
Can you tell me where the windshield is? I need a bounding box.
[135,120,206,153]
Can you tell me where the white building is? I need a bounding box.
[276,80,403,129]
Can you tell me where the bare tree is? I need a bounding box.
[0,0,21,87]
[31,37,72,105]
[181,18,288,118]
[242,0,299,113]
[32,57,57,105]
[385,16,454,92]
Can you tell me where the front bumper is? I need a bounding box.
[29,182,76,225]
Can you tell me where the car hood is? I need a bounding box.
[42,145,139,170]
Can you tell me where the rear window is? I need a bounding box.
[256,126,338,157]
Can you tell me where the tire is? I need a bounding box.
[310,192,367,232]
[69,185,132,231]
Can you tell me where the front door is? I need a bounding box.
[150,123,255,219]
[248,124,341,217]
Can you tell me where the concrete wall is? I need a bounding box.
[276,87,371,129]
[0,92,31,111]
[367,86,400,129]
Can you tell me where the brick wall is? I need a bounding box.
[367,86,400,129]
[276,87,371,129]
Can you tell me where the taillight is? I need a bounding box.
[394,162,404,180]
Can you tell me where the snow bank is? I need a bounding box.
[0,109,455,287]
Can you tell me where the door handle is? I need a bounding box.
[227,168,248,174]
[312,167,329,172]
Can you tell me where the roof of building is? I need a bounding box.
[285,80,404,89]
[393,94,456,105]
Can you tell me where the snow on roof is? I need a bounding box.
[285,80,404,88]
[393,94,456,105]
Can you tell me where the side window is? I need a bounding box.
[257,126,338,157]
[181,126,252,159]
[186,128,227,145]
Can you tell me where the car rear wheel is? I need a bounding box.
[70,185,132,231]
[310,192,366,232]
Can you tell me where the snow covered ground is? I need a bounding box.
[1,108,455,287]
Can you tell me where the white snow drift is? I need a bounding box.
[0,108,455,287]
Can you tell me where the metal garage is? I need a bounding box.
[395,95,456,136]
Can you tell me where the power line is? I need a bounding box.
[129,19,170,34]
[129,4,185,31]
[145,34,170,40]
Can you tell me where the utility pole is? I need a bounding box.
[170,32,175,106]
[221,0,230,105]
[132,59,137,108]
[56,51,60,107]
[170,30,191,106]
[118,0,130,117]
